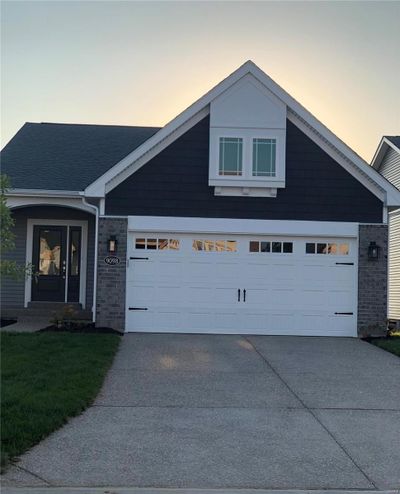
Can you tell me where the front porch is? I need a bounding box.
[1,205,96,324]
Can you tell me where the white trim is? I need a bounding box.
[84,61,400,207]
[209,128,286,189]
[371,137,400,170]
[7,195,95,214]
[25,219,88,308]
[82,198,99,322]
[383,206,388,224]
[7,189,83,197]
[100,214,128,218]
[65,226,70,303]
[99,198,105,215]
[127,216,359,238]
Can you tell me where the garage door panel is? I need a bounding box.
[126,232,357,336]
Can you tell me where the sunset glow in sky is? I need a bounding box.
[1,1,399,162]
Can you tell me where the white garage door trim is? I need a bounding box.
[128,216,359,237]
[126,217,358,337]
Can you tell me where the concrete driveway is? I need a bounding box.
[3,334,400,490]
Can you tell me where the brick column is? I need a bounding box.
[96,217,127,331]
[358,224,388,337]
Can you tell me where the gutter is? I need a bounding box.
[7,188,83,197]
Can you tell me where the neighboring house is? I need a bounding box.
[371,136,400,324]
[2,61,400,337]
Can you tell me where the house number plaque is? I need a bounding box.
[104,256,120,265]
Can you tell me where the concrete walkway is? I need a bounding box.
[2,335,400,489]
[0,317,50,332]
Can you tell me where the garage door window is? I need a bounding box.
[193,240,237,252]
[249,241,293,253]
[306,242,349,255]
[135,238,180,250]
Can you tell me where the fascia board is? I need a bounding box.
[371,137,387,170]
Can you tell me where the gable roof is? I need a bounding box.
[2,61,400,207]
[371,135,400,171]
[84,61,400,207]
[1,122,159,190]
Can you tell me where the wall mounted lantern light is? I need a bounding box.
[368,241,380,260]
[108,235,118,255]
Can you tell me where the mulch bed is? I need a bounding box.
[39,324,121,335]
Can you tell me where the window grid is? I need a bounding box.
[252,138,276,177]
[135,238,180,251]
[305,242,349,255]
[219,137,243,176]
[193,240,237,252]
[249,241,293,254]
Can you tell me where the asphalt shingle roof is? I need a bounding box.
[0,122,160,190]
[385,136,400,149]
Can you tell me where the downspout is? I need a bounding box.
[81,195,99,323]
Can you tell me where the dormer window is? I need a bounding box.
[210,129,284,197]
[219,137,243,176]
[208,73,287,197]
[252,138,276,177]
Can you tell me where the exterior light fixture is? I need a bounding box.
[368,241,380,260]
[108,235,118,254]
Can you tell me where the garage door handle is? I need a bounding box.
[334,312,353,315]
[243,289,246,302]
[130,257,149,260]
[238,289,241,302]
[129,307,148,311]
[335,262,354,265]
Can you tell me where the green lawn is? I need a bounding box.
[1,332,120,470]
[371,337,400,357]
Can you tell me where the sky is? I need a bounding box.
[1,1,399,162]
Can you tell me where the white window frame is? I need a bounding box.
[218,137,243,176]
[24,219,88,308]
[252,138,277,177]
[209,127,286,189]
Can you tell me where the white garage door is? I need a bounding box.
[126,233,357,336]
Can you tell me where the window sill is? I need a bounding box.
[209,177,285,188]
[214,186,278,197]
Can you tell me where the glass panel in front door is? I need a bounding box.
[39,229,63,275]
[32,226,67,302]
[67,228,82,303]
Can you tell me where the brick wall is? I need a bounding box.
[96,217,127,331]
[358,224,388,336]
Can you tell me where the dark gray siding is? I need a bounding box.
[106,117,383,223]
[1,210,27,309]
[1,206,95,310]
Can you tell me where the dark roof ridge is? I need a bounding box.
[24,121,162,130]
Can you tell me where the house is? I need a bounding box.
[371,136,400,325]
[2,61,400,337]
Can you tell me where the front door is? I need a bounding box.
[31,225,82,303]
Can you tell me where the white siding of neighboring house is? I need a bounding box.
[380,146,400,189]
[388,210,400,320]
[378,144,400,321]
